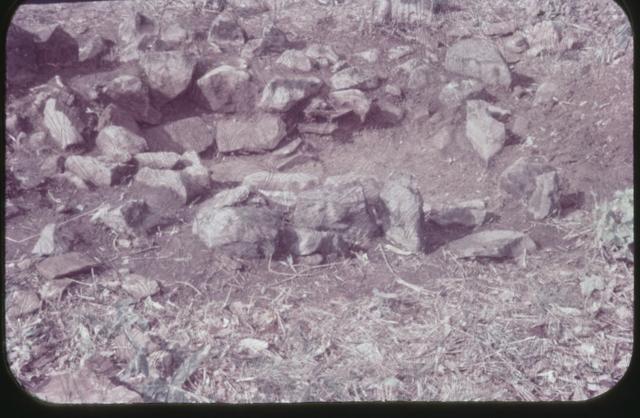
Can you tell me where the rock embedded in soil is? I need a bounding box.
[439,79,485,108]
[208,12,247,47]
[34,25,78,67]
[533,81,560,107]
[65,156,134,187]
[331,67,381,91]
[427,199,487,228]
[527,171,561,220]
[328,89,372,123]
[242,171,320,192]
[103,75,161,125]
[32,223,58,256]
[258,76,323,112]
[276,49,314,72]
[139,51,197,102]
[91,200,149,236]
[145,116,215,153]
[465,100,506,163]
[379,173,424,253]
[283,227,342,256]
[215,113,286,153]
[499,157,557,201]
[447,230,537,259]
[193,205,281,258]
[96,125,148,162]
[134,151,182,169]
[43,98,85,150]
[444,38,511,87]
[504,33,529,54]
[209,185,252,208]
[196,65,252,112]
[134,167,209,204]
[372,100,405,126]
[36,252,101,280]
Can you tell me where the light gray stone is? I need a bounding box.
[379,173,424,253]
[134,152,182,169]
[243,171,319,192]
[354,48,380,63]
[43,98,84,150]
[526,20,561,56]
[439,79,485,108]
[216,114,286,153]
[528,171,560,220]
[444,38,511,86]
[134,166,209,204]
[305,44,340,67]
[331,67,380,91]
[65,156,134,186]
[209,186,252,208]
[96,126,148,162]
[387,45,414,61]
[465,100,506,163]
[208,12,246,46]
[103,75,161,125]
[139,51,196,101]
[196,65,252,112]
[276,49,314,72]
[258,76,323,112]
[329,89,372,123]
[427,199,487,228]
[36,252,101,280]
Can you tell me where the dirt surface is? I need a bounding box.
[4,0,634,403]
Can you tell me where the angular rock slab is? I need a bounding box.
[65,156,134,186]
[90,200,149,236]
[276,49,314,72]
[97,104,141,134]
[243,171,320,192]
[330,67,381,91]
[528,171,560,220]
[499,157,557,201]
[134,166,210,205]
[139,51,196,101]
[96,125,148,162]
[447,230,537,259]
[444,38,511,87]
[427,199,487,228]
[145,116,215,153]
[36,252,101,280]
[439,79,485,108]
[103,75,161,125]
[43,98,85,150]
[379,173,424,253]
[134,152,182,169]
[196,65,252,112]
[258,76,323,112]
[208,12,246,47]
[216,114,286,153]
[329,89,372,123]
[465,100,506,163]
[305,44,340,67]
[193,205,281,258]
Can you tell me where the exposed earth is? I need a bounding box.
[3,0,634,403]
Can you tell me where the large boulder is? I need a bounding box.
[216,114,286,153]
[465,100,506,163]
[192,205,281,258]
[444,38,511,87]
[196,65,252,112]
[102,75,161,125]
[447,230,537,259]
[144,116,215,153]
[379,173,424,253]
[139,51,196,102]
[258,76,323,112]
[95,125,148,162]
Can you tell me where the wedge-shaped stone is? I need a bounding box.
[258,76,323,112]
[448,230,537,259]
[36,252,101,280]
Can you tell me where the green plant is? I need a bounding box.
[594,188,634,262]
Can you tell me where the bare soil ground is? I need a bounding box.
[4,0,634,402]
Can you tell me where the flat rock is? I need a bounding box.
[91,200,149,236]
[258,76,323,112]
[439,79,485,108]
[427,199,487,228]
[192,205,281,257]
[96,126,148,162]
[65,156,134,186]
[216,114,286,153]
[43,98,85,150]
[276,49,314,72]
[465,100,506,163]
[379,173,424,253]
[331,67,380,91]
[444,38,511,87]
[134,152,182,169]
[139,51,196,101]
[329,89,372,123]
[448,230,537,259]
[145,116,215,153]
[242,171,319,192]
[103,75,161,125]
[256,24,290,55]
[134,166,210,204]
[196,65,252,112]
[354,48,380,63]
[36,252,101,280]
[208,12,246,47]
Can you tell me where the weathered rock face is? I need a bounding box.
[439,79,485,108]
[465,100,506,163]
[372,0,392,24]
[227,0,269,15]
[36,252,101,280]
[79,34,110,62]
[208,12,246,47]
[444,38,511,87]
[388,45,415,61]
[34,25,79,67]
[276,49,314,72]
[96,125,148,162]
[258,76,323,112]
[379,173,424,253]
[118,11,156,46]
[103,75,161,125]
[192,205,281,257]
[216,114,286,153]
[208,186,252,208]
[134,166,210,204]
[282,227,343,257]
[526,20,562,56]
[331,67,381,91]
[500,158,560,220]
[65,156,134,187]
[354,48,380,63]
[533,81,560,107]
[328,89,372,123]
[447,230,537,259]
[372,100,405,126]
[504,33,529,54]
[145,116,215,153]
[139,51,196,101]
[196,65,252,112]
[305,44,340,67]
[159,22,190,48]
[43,98,85,150]
[256,24,290,55]
[293,182,379,251]
[427,199,487,228]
